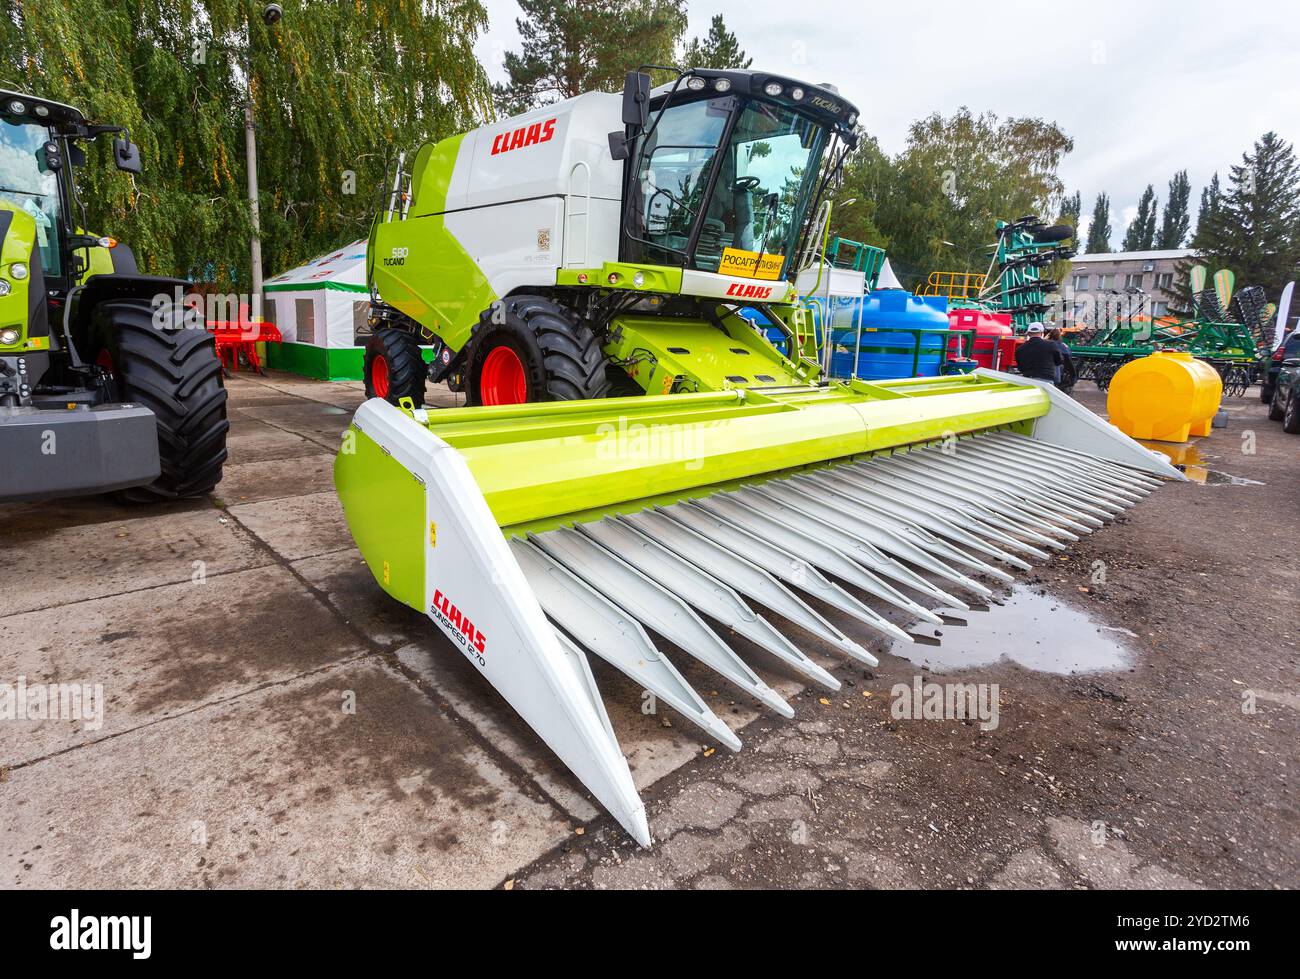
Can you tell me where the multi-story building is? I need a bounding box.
[1063,248,1194,329]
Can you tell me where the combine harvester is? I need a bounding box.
[336,69,1181,845]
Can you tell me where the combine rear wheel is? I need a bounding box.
[466,295,608,406]
[364,328,427,407]
[93,299,229,501]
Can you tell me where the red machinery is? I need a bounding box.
[207,304,282,375]
[947,309,1014,370]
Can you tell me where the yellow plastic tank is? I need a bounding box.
[1106,351,1223,443]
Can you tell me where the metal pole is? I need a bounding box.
[244,100,263,322]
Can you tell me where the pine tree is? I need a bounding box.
[1155,170,1191,249]
[1191,132,1300,298]
[681,13,752,68]
[1085,193,1112,253]
[1122,185,1158,251]
[494,0,688,115]
[1194,172,1221,241]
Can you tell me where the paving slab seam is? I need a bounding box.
[231,411,344,456]
[0,551,279,617]
[2,650,375,773]
[217,504,587,827]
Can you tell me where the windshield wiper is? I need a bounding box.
[0,186,45,198]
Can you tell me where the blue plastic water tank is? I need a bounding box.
[806,291,951,379]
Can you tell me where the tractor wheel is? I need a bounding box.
[93,298,229,502]
[364,328,426,407]
[1284,393,1300,435]
[466,295,608,406]
[1268,386,1286,421]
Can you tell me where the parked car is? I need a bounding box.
[1268,356,1300,433]
[1261,330,1300,403]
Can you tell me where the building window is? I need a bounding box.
[1154,272,1173,291]
[352,301,372,345]
[1151,301,1168,318]
[295,297,315,344]
[1124,273,1144,290]
[1072,274,1090,290]
[1096,273,1114,290]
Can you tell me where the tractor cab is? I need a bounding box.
[0,90,143,293]
[618,69,859,287]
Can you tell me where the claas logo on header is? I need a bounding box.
[491,118,557,155]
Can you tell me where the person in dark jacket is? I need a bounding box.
[1014,323,1062,381]
[1048,327,1077,390]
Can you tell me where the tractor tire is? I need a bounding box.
[1284,393,1300,434]
[93,298,229,502]
[1268,387,1286,421]
[466,294,608,406]
[364,328,427,407]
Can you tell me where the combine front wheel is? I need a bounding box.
[466,295,608,406]
[364,328,427,407]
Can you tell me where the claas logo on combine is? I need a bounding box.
[491,118,557,155]
[726,282,775,300]
[432,588,487,664]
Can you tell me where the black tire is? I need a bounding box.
[1260,382,1275,404]
[1268,386,1285,421]
[465,294,608,405]
[1284,393,1300,434]
[364,328,426,407]
[93,298,229,502]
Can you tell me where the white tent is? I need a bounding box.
[263,240,372,380]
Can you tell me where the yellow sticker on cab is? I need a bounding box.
[718,248,783,281]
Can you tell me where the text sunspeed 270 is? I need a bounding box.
[432,587,487,666]
[490,118,557,155]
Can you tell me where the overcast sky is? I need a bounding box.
[474,0,1300,245]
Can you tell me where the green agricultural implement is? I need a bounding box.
[1068,265,1269,396]
[918,216,1074,329]
[0,89,227,502]
[335,69,1183,845]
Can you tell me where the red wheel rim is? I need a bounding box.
[372,355,390,398]
[95,349,115,373]
[480,345,527,405]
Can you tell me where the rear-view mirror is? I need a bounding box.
[621,71,650,129]
[113,137,142,175]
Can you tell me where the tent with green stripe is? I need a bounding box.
[263,240,373,380]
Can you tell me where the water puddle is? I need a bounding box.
[1179,468,1263,486]
[893,584,1133,675]
[1136,439,1263,486]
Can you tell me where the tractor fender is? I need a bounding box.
[68,273,190,348]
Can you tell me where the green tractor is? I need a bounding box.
[362,69,861,406]
[0,89,227,503]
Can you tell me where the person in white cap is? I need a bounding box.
[1015,322,1063,381]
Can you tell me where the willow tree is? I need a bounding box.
[0,0,492,289]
